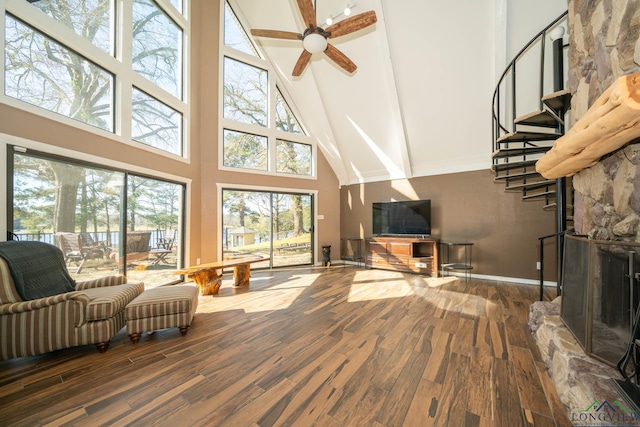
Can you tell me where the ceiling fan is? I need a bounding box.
[250,0,377,76]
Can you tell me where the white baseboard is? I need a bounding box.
[440,270,557,287]
[314,263,558,288]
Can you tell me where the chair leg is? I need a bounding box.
[76,258,87,274]
[179,326,189,336]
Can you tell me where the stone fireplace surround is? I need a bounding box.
[527,0,640,418]
[529,298,621,414]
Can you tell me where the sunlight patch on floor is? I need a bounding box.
[267,272,322,290]
[345,269,497,316]
[426,287,498,317]
[425,276,459,287]
[242,287,306,312]
[348,270,414,302]
[201,272,322,313]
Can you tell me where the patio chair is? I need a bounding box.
[150,229,176,265]
[55,232,106,274]
[108,231,152,268]
[81,232,107,249]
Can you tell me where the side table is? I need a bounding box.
[440,242,473,282]
[341,238,363,267]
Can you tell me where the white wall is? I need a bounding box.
[506,0,568,61]
[495,0,568,129]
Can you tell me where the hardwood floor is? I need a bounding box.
[0,266,571,426]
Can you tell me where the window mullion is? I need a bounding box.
[119,0,133,141]
[268,62,277,173]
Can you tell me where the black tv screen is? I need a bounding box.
[372,200,431,236]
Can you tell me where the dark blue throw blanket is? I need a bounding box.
[0,241,76,301]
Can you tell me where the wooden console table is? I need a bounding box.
[175,256,269,295]
[365,236,439,277]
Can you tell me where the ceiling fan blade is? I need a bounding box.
[250,29,302,40]
[325,44,357,73]
[326,11,377,39]
[293,49,312,76]
[296,0,317,29]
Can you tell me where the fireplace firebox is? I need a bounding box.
[561,234,640,367]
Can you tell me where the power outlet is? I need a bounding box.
[536,261,541,270]
[196,258,201,265]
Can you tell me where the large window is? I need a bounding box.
[10,148,185,287]
[223,129,267,170]
[276,140,312,176]
[29,0,114,54]
[223,57,267,126]
[221,1,315,178]
[5,15,115,131]
[222,189,312,268]
[132,87,182,155]
[2,0,188,158]
[132,0,183,98]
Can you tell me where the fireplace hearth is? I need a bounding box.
[530,298,622,415]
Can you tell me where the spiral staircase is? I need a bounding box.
[491,11,571,295]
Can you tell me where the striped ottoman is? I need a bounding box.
[125,284,198,344]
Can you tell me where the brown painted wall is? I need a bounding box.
[340,170,558,281]
[1,0,341,266]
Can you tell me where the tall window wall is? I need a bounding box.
[2,0,188,157]
[10,148,185,287]
[221,1,314,178]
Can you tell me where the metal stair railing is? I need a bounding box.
[491,11,568,160]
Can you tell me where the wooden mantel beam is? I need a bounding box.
[536,72,640,179]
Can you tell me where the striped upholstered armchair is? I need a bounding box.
[0,241,144,360]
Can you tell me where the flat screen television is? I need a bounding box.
[372,200,431,236]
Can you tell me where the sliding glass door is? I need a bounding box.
[222,189,312,268]
[9,148,184,287]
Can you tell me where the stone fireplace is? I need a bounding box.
[565,0,640,371]
[529,0,640,416]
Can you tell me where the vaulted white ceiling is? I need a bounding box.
[231,0,564,186]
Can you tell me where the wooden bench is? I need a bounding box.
[174,256,269,295]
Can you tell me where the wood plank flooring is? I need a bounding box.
[0,266,570,426]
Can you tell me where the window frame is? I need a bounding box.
[219,0,316,180]
[2,133,189,285]
[0,0,190,161]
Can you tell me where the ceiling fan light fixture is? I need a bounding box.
[303,33,327,54]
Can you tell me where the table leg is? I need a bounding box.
[189,269,223,295]
[233,264,251,287]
